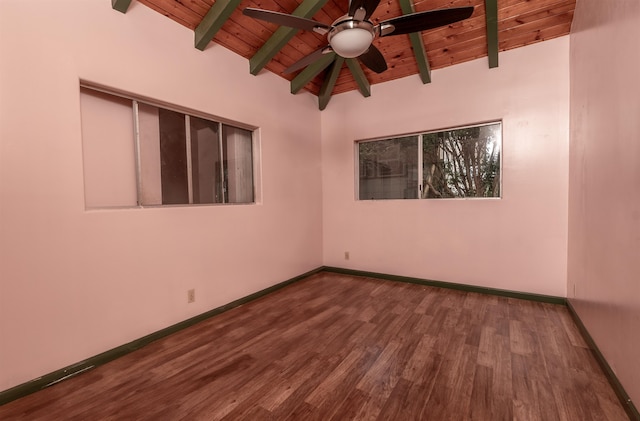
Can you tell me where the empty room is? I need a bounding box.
[0,0,638,419]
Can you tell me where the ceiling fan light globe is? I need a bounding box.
[329,28,374,58]
[327,19,375,58]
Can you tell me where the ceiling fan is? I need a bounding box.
[243,1,474,74]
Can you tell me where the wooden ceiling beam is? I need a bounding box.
[112,0,133,13]
[291,52,336,94]
[194,0,244,51]
[345,59,371,98]
[319,57,344,110]
[407,34,431,83]
[485,0,499,68]
[398,0,431,84]
[249,0,330,75]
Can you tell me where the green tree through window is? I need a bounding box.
[422,123,500,198]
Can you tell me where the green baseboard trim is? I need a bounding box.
[566,300,639,421]
[321,266,567,305]
[0,267,323,407]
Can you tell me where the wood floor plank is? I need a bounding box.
[327,388,370,421]
[305,347,371,406]
[0,272,630,421]
[469,364,495,421]
[307,347,381,419]
[400,334,437,383]
[220,353,323,419]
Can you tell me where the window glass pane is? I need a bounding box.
[359,136,419,200]
[422,122,501,198]
[223,125,254,203]
[137,103,162,205]
[190,116,221,204]
[158,108,188,204]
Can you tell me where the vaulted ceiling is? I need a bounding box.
[114,0,575,108]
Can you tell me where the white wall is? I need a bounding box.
[568,0,640,406]
[321,37,570,297]
[0,0,322,391]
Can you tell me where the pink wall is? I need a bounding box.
[568,0,640,406]
[321,37,570,297]
[0,1,323,391]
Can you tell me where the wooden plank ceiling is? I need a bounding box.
[132,0,575,98]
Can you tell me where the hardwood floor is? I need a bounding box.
[0,272,629,420]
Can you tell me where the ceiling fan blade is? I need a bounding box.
[243,8,330,34]
[363,0,381,20]
[284,46,333,74]
[378,6,474,37]
[358,45,387,73]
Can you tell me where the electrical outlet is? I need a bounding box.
[344,251,350,260]
[187,289,195,303]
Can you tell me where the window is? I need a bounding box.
[80,86,256,208]
[358,122,501,200]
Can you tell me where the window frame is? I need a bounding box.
[80,82,260,208]
[355,120,503,201]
